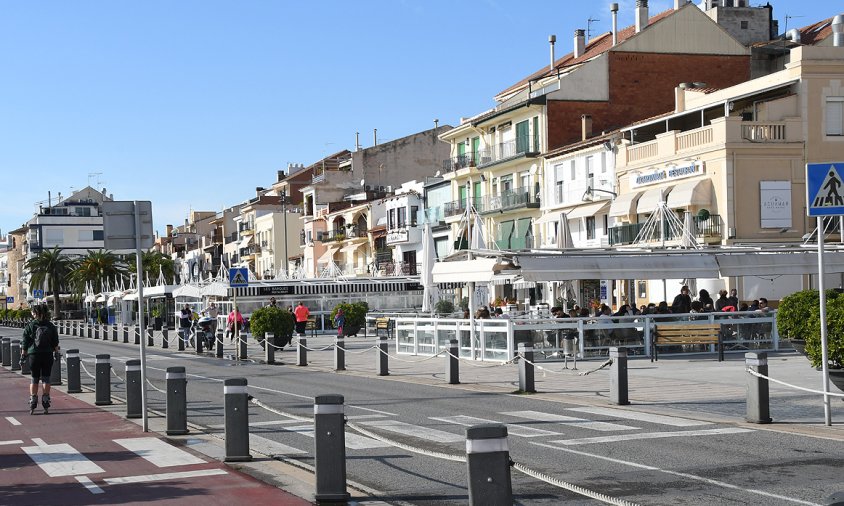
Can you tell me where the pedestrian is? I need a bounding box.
[715,290,730,311]
[21,305,59,414]
[268,297,278,308]
[756,297,770,313]
[178,304,193,346]
[333,308,345,337]
[698,289,714,311]
[671,285,692,314]
[227,306,245,343]
[294,302,310,336]
[727,288,740,309]
[202,302,219,334]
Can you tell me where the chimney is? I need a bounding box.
[611,3,619,46]
[166,224,173,237]
[355,132,361,151]
[833,15,844,47]
[256,187,265,198]
[675,86,685,113]
[786,28,801,44]
[581,114,593,141]
[548,34,556,71]
[573,29,585,59]
[373,128,377,146]
[673,0,684,9]
[635,0,649,33]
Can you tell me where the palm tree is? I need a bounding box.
[25,247,77,317]
[71,250,128,295]
[127,251,176,284]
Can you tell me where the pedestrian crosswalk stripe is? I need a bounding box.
[249,434,307,456]
[114,437,205,467]
[104,469,227,485]
[358,420,464,443]
[22,442,105,477]
[501,410,640,432]
[542,427,753,446]
[430,415,560,438]
[282,424,389,449]
[567,407,711,427]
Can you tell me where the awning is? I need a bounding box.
[432,258,500,284]
[517,253,720,281]
[715,250,844,277]
[238,236,253,249]
[317,246,339,264]
[637,187,672,214]
[123,291,139,301]
[567,201,611,220]
[339,242,365,254]
[95,294,106,303]
[84,294,96,303]
[667,178,712,209]
[173,284,202,299]
[609,191,643,218]
[201,282,229,297]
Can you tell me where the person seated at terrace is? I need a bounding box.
[656,301,672,314]
[715,290,730,311]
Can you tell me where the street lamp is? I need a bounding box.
[582,186,618,201]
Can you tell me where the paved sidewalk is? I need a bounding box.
[0,366,312,506]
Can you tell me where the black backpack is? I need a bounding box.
[33,323,54,352]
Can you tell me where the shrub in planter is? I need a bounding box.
[330,301,368,336]
[434,299,455,315]
[778,289,844,368]
[249,306,295,347]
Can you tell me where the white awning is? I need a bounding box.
[609,191,642,218]
[432,258,500,284]
[637,187,672,215]
[534,213,560,226]
[123,291,139,301]
[716,250,844,276]
[238,236,253,249]
[567,201,611,220]
[517,254,720,281]
[173,284,202,299]
[84,294,96,303]
[667,178,712,209]
[95,294,106,303]
[317,246,339,264]
[339,242,365,254]
[145,284,177,297]
[201,282,229,297]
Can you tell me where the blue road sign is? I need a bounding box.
[229,267,249,288]
[6,297,13,304]
[807,162,844,217]
[33,289,44,299]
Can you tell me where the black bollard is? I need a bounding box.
[1,337,10,367]
[376,337,389,376]
[177,329,185,351]
[11,340,21,371]
[314,394,350,503]
[297,337,307,366]
[94,324,100,340]
[165,366,188,435]
[112,324,118,342]
[610,347,630,406]
[50,350,62,386]
[125,359,142,419]
[95,354,112,406]
[264,333,274,364]
[66,349,82,393]
[223,378,251,462]
[447,339,459,385]
[123,324,129,343]
[21,350,31,375]
[72,321,78,337]
[147,325,154,347]
[215,329,224,358]
[238,332,248,360]
[466,424,513,505]
[162,328,169,349]
[746,352,772,424]
[517,343,535,393]
[133,325,140,345]
[334,338,345,371]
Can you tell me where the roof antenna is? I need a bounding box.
[587,16,601,42]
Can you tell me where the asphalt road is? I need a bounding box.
[7,327,843,506]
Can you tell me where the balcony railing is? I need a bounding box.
[609,215,722,246]
[444,199,469,218]
[442,154,478,173]
[478,187,540,214]
[476,137,538,168]
[741,123,787,142]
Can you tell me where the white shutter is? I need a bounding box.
[827,99,844,136]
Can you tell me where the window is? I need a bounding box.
[410,206,418,226]
[586,216,596,240]
[516,120,530,153]
[556,180,564,204]
[44,228,63,246]
[603,214,608,232]
[740,20,748,29]
[570,160,576,181]
[75,207,92,217]
[827,98,844,136]
[520,172,530,190]
[78,230,93,242]
[388,209,396,229]
[397,207,407,228]
[600,152,607,174]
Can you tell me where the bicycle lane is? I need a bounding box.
[0,367,311,506]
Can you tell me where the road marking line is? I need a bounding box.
[114,437,205,467]
[430,415,560,438]
[6,417,21,426]
[104,468,227,485]
[358,420,464,443]
[76,476,105,494]
[567,406,712,427]
[0,440,24,446]
[501,410,639,432]
[283,425,389,450]
[31,438,48,447]
[545,427,754,445]
[22,442,105,477]
[532,442,818,505]
[249,434,307,456]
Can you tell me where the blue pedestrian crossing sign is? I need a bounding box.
[807,163,844,217]
[33,289,44,299]
[5,297,13,304]
[229,267,249,288]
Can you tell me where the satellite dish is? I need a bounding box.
[360,179,366,187]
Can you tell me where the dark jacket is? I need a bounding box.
[671,293,691,314]
[22,319,59,355]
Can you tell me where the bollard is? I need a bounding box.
[21,350,31,375]
[72,321,78,337]
[609,347,630,405]
[0,337,5,365]
[178,329,186,351]
[223,378,251,462]
[123,324,129,343]
[87,322,92,339]
[11,340,21,371]
[125,359,142,419]
[95,354,112,406]
[133,325,140,345]
[195,329,204,354]
[264,332,275,364]
[66,349,81,393]
[166,366,189,435]
[447,339,459,385]
[162,328,169,349]
[517,343,535,393]
[147,325,154,347]
[376,337,389,376]
[50,350,62,386]
[95,324,101,340]
[746,352,772,424]
[827,492,844,506]
[466,424,513,505]
[215,329,224,358]
[1,337,10,367]
[297,337,308,366]
[314,394,349,503]
[238,332,248,360]
[112,324,118,342]
[334,338,345,371]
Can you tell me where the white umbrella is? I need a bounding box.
[682,211,698,248]
[421,222,439,313]
[557,212,574,249]
[470,213,486,250]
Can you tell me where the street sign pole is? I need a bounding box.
[817,217,832,426]
[135,202,150,433]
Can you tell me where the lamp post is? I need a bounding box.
[581,186,618,201]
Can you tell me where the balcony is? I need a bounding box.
[442,154,478,173]
[478,187,540,215]
[443,200,469,219]
[476,137,539,169]
[609,215,722,246]
[238,223,254,235]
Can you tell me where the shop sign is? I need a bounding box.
[630,161,704,189]
[386,229,408,244]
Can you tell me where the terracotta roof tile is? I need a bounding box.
[797,15,840,45]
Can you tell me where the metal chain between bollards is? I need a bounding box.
[511,462,641,506]
[297,342,335,352]
[516,353,572,376]
[249,396,312,422]
[112,368,125,382]
[578,358,613,376]
[345,421,466,463]
[146,378,167,394]
[334,344,379,355]
[446,350,519,368]
[373,347,449,363]
[745,368,844,397]
[78,360,97,379]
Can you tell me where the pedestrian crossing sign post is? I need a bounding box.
[229,268,249,288]
[807,162,844,217]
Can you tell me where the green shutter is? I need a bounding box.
[458,186,467,207]
[532,116,539,152]
[471,137,480,162]
[516,120,529,153]
[497,220,515,250]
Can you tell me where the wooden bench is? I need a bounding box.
[375,317,392,339]
[305,317,317,337]
[652,324,723,362]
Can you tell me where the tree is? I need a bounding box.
[128,250,176,284]
[71,249,128,294]
[25,247,77,318]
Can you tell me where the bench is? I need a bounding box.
[375,317,393,339]
[305,317,317,337]
[652,324,723,362]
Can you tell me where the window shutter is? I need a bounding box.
[827,99,844,136]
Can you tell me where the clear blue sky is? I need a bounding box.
[0,0,836,236]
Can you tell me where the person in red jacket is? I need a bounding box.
[227,307,245,343]
[293,302,310,336]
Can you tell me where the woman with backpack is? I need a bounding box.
[20,305,60,414]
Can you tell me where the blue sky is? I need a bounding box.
[0,0,836,236]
